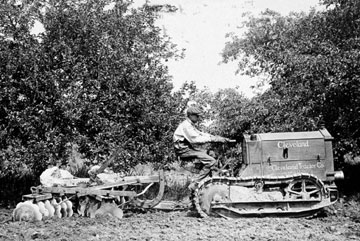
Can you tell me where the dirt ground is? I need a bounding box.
[1,197,360,241]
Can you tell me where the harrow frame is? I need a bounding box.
[23,170,165,210]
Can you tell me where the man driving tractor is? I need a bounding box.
[173,105,233,186]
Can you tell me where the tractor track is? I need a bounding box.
[192,173,332,218]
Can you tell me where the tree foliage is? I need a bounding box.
[0,0,184,188]
[221,0,360,162]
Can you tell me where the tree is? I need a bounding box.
[221,1,360,162]
[0,0,183,202]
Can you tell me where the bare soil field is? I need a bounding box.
[1,197,360,241]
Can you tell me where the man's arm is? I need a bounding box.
[182,123,211,143]
[182,122,228,144]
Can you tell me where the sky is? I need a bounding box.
[30,0,323,98]
[133,0,323,97]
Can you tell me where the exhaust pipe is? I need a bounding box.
[326,171,345,181]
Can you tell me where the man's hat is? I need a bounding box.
[186,106,202,116]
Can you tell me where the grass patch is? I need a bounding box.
[333,193,360,219]
[163,177,192,201]
[131,162,196,202]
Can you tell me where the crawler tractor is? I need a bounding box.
[191,127,344,218]
[18,128,343,220]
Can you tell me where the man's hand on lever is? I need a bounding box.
[211,136,236,143]
[225,138,236,143]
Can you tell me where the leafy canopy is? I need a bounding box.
[220,0,360,161]
[0,0,183,182]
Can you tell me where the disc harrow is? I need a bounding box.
[14,170,165,221]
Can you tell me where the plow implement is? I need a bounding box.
[15,170,165,221]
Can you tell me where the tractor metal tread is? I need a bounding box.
[192,173,331,218]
